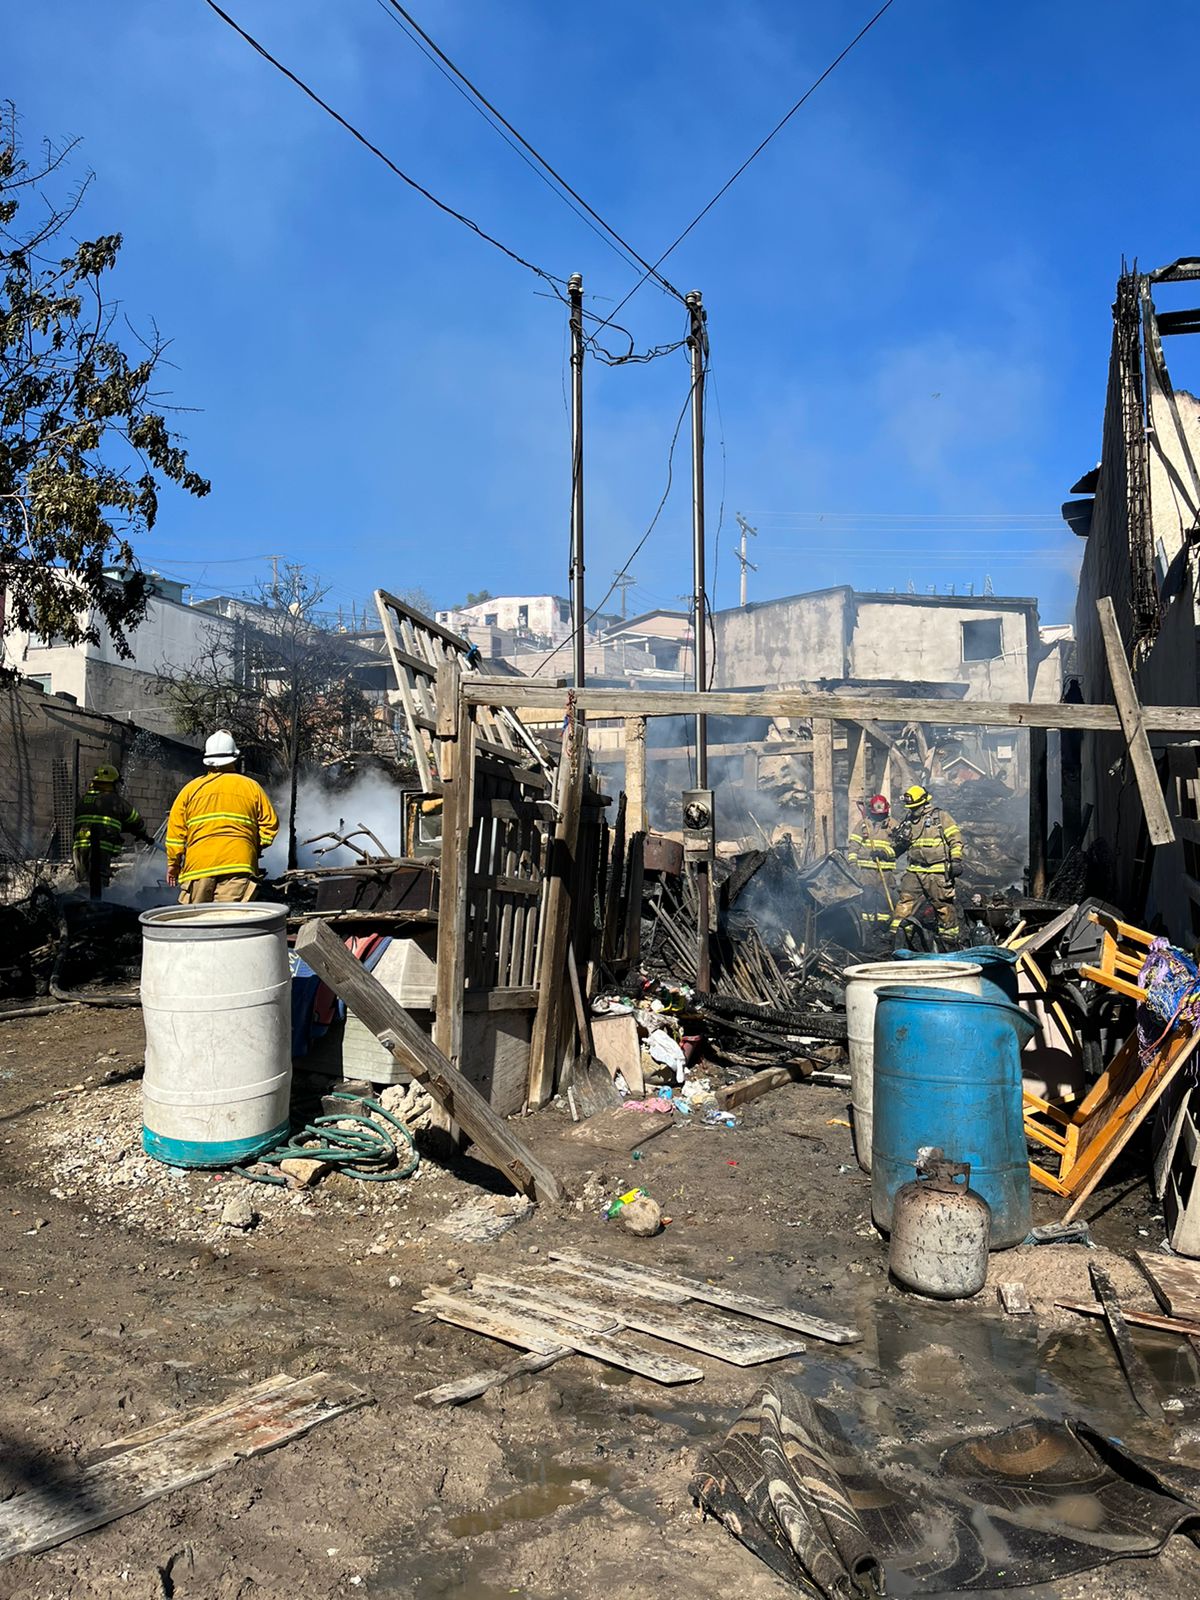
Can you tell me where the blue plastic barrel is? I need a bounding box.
[894,944,1019,1005]
[871,984,1036,1248]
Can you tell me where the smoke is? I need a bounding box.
[260,769,406,874]
[103,843,176,911]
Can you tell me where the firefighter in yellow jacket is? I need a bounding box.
[847,794,896,943]
[890,784,964,944]
[73,765,153,892]
[165,732,279,904]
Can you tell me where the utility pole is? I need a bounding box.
[266,554,282,599]
[568,273,586,688]
[686,290,708,783]
[612,571,636,619]
[735,513,758,607]
[686,289,711,994]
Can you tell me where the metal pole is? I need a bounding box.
[687,290,708,785]
[736,513,757,607]
[568,273,586,688]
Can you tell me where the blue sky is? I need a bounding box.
[9,0,1200,629]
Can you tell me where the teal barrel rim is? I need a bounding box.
[894,944,1019,1004]
[142,1119,289,1169]
[871,984,1034,1247]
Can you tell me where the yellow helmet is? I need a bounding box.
[93,764,121,785]
[903,784,930,810]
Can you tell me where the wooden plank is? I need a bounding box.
[418,1290,703,1384]
[1057,1300,1200,1339]
[590,1013,644,1094]
[0,1373,367,1564]
[528,715,587,1108]
[716,1063,811,1111]
[414,1348,571,1407]
[1096,596,1175,845]
[568,1106,676,1152]
[478,1272,807,1366]
[811,717,835,857]
[1061,1029,1200,1220]
[460,680,1200,734]
[997,1282,1032,1315]
[1089,1261,1162,1416]
[294,919,564,1202]
[1135,1251,1200,1322]
[547,1249,860,1344]
[434,669,475,1081]
[1028,726,1049,897]
[625,716,647,833]
[623,831,645,970]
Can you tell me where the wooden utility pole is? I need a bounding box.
[686,290,711,993]
[568,274,586,688]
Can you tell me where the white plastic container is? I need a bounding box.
[843,959,981,1172]
[140,902,292,1167]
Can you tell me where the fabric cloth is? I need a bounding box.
[1138,937,1200,1057]
[177,874,260,905]
[166,771,279,885]
[692,1381,1200,1597]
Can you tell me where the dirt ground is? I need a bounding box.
[0,1006,1199,1599]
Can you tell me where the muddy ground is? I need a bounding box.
[0,1005,1198,1599]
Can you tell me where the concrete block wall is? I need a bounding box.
[0,681,204,860]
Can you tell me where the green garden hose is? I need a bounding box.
[238,1092,419,1185]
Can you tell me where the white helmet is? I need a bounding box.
[203,730,240,768]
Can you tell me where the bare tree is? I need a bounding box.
[159,567,373,867]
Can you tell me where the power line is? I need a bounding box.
[372,0,684,304]
[593,0,900,337]
[532,373,698,675]
[199,0,563,287]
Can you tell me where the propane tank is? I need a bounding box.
[888,1150,991,1299]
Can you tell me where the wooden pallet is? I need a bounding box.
[374,588,552,789]
[1025,1024,1200,1218]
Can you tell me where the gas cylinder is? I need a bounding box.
[888,1151,991,1299]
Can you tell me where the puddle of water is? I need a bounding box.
[444,1461,611,1539]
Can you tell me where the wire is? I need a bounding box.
[533,373,698,675]
[372,0,685,305]
[592,0,900,337]
[199,0,564,287]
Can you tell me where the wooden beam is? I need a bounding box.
[811,717,835,855]
[1096,596,1175,845]
[715,1063,811,1111]
[1028,726,1049,897]
[624,715,647,832]
[527,715,587,1108]
[434,663,475,1082]
[460,679,1200,734]
[294,919,564,1202]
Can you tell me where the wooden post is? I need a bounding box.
[1096,596,1175,845]
[434,661,475,1070]
[624,716,647,833]
[528,713,587,1107]
[1028,726,1049,898]
[847,724,868,806]
[294,921,564,1202]
[811,717,835,856]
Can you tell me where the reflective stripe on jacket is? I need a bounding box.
[73,789,142,855]
[899,805,963,875]
[847,818,895,871]
[166,772,279,883]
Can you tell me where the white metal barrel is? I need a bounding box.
[140,903,292,1168]
[842,960,981,1172]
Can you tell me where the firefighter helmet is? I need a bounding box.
[93,764,120,785]
[203,730,240,768]
[868,794,890,818]
[903,784,931,811]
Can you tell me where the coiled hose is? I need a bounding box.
[238,1092,419,1185]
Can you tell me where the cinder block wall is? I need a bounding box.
[0,681,205,859]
